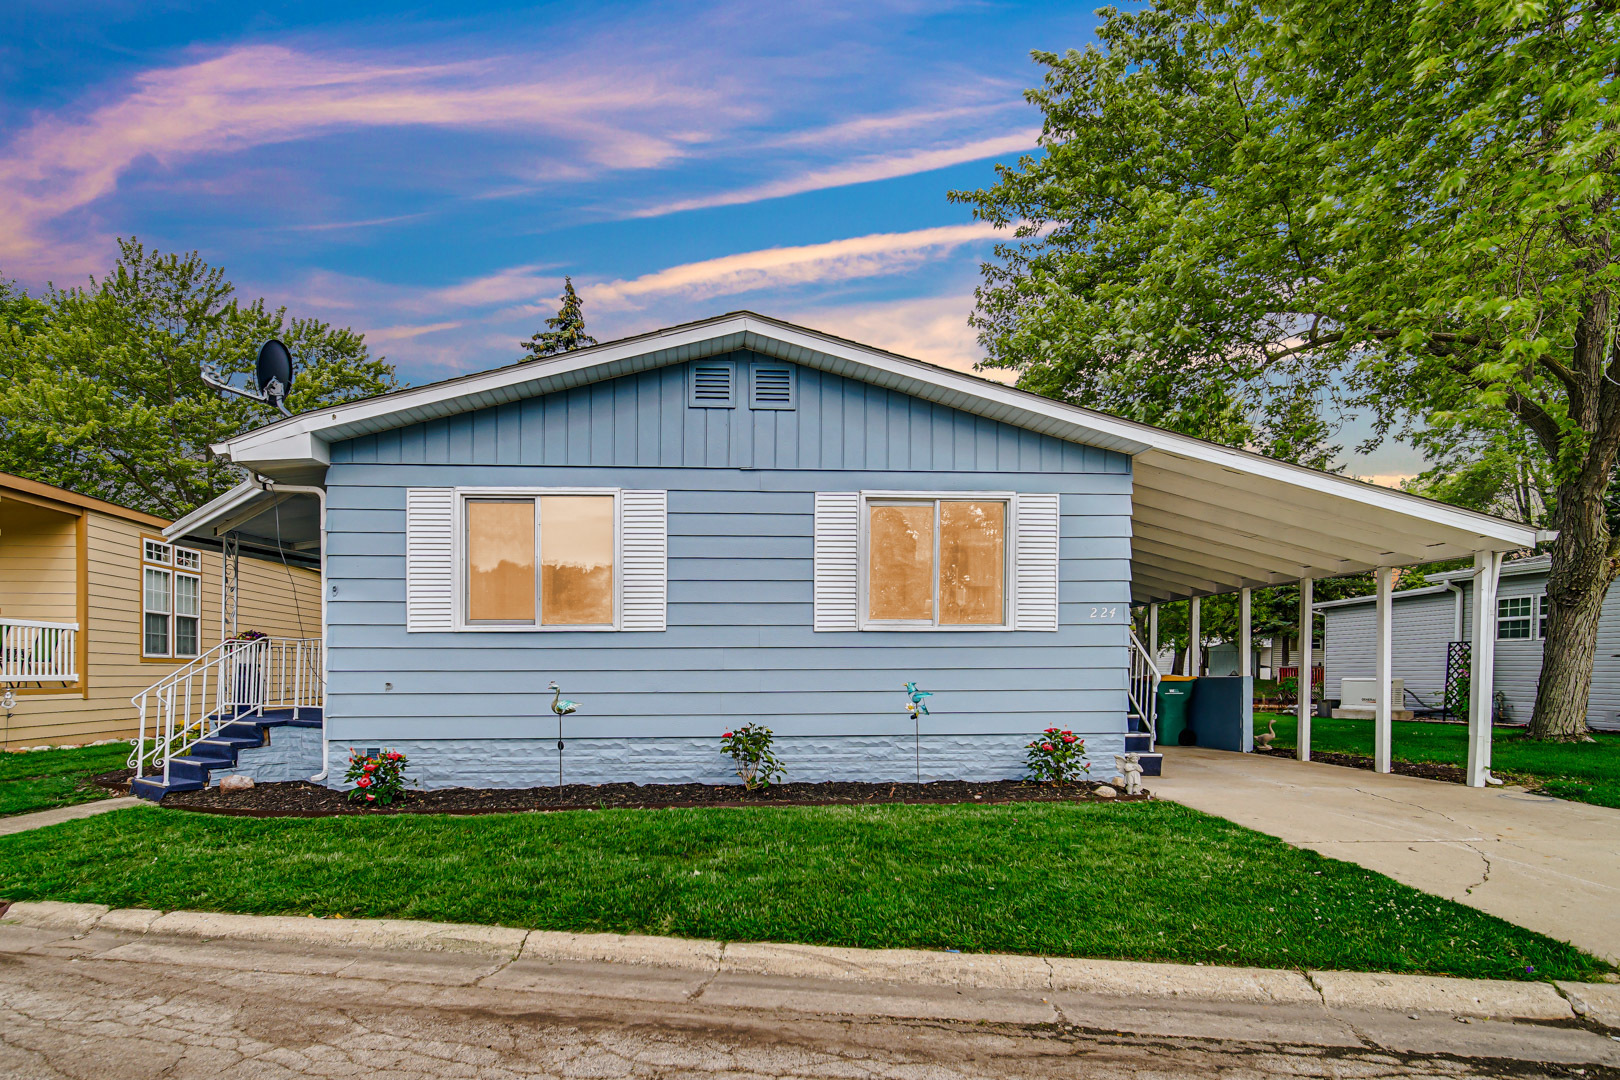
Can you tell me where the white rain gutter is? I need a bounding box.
[260,480,330,783]
[1447,581,1466,640]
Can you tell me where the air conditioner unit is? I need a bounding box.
[1339,677,1404,709]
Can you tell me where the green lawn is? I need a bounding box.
[1255,712,1620,808]
[0,743,131,817]
[0,800,1605,981]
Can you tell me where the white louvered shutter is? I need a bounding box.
[814,492,860,631]
[1013,493,1060,631]
[620,490,668,631]
[405,488,455,631]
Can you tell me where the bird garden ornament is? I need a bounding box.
[904,682,932,782]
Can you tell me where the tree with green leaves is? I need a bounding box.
[521,277,597,359]
[0,239,398,518]
[953,0,1618,740]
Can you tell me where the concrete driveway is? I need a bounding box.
[1151,747,1620,964]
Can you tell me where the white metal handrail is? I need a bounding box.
[1,619,79,682]
[130,636,323,780]
[1128,628,1161,743]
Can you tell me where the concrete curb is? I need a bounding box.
[1,900,1602,1025]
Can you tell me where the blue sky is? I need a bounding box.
[0,0,1415,481]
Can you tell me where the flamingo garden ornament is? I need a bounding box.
[548,681,579,787]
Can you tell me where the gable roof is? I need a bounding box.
[200,311,1543,603]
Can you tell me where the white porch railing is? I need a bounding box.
[130,637,323,779]
[1129,628,1161,743]
[1,619,79,682]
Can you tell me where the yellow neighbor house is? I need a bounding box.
[0,471,321,749]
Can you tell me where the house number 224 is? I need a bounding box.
[1089,606,1119,620]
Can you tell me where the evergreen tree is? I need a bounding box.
[521,277,597,359]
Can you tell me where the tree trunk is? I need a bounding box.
[1530,482,1618,740]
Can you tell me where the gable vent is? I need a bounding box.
[750,364,795,410]
[689,362,736,408]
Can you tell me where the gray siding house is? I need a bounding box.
[140,313,1539,797]
[1319,556,1620,730]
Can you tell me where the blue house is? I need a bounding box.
[142,313,1537,796]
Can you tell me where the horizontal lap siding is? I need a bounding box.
[1322,592,1455,705]
[324,357,1133,762]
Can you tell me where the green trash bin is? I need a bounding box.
[1156,676,1196,747]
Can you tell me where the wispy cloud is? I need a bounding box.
[584,222,1003,308]
[784,292,1013,383]
[634,130,1040,218]
[0,42,731,270]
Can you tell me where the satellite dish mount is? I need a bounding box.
[202,340,295,417]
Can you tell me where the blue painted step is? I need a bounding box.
[129,707,322,802]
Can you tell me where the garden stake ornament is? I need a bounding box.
[904,682,932,783]
[549,681,579,787]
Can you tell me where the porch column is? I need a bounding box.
[1188,596,1201,676]
[1238,587,1252,677]
[1467,550,1504,787]
[1374,566,1394,773]
[1297,577,1313,761]
[1148,603,1159,660]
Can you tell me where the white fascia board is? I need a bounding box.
[1313,585,1449,610]
[206,310,1537,550]
[164,479,265,541]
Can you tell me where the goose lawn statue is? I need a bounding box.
[549,681,579,787]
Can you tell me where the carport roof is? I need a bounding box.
[184,312,1543,604]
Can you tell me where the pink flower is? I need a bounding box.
[1041,743,1054,752]
[722,731,734,739]
[366,793,375,801]
[356,776,371,788]
[1062,734,1077,744]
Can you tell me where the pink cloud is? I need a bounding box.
[0,43,732,271]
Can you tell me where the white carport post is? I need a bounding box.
[1467,550,1504,787]
[1296,577,1313,761]
[1238,587,1252,677]
[1188,596,1201,676]
[1373,566,1394,773]
[1148,603,1160,659]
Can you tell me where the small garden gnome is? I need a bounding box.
[1112,752,1145,796]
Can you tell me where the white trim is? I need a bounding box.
[207,312,1537,552]
[856,490,1016,632]
[1495,593,1535,641]
[1312,584,1450,610]
[452,487,624,633]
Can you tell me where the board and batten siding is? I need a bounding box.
[323,353,1134,786]
[1321,591,1456,706]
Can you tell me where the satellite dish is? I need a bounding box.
[200,339,296,417]
[255,340,294,410]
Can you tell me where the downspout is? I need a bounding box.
[1446,582,1465,641]
[260,479,329,783]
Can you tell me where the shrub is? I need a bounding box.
[345,749,411,806]
[721,724,785,791]
[1024,727,1090,785]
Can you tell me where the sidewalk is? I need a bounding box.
[1151,746,1620,963]
[0,797,143,837]
[3,901,1620,1074]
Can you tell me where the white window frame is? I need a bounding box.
[857,490,1016,632]
[453,487,624,632]
[1535,593,1549,640]
[141,538,203,659]
[1496,594,1533,641]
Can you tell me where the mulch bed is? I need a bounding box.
[154,778,1148,818]
[92,769,135,794]
[1250,746,1467,784]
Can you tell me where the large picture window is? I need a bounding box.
[863,495,1007,628]
[462,491,617,628]
[142,539,201,658]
